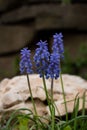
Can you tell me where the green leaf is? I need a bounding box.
[18,117,29,130]
[63,125,72,130]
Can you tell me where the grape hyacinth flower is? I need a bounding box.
[46,52,60,79]
[19,48,37,116]
[19,48,33,74]
[34,40,50,78]
[46,33,64,79]
[52,33,68,121]
[52,33,64,59]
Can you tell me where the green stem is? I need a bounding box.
[74,98,79,130]
[60,71,68,122]
[51,78,55,130]
[82,92,86,116]
[50,79,61,118]
[81,92,86,129]
[43,76,55,130]
[27,74,37,116]
[42,75,52,115]
[51,79,54,102]
[51,106,55,130]
[27,74,40,130]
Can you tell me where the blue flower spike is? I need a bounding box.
[46,52,60,79]
[46,33,64,79]
[52,33,64,59]
[34,40,50,77]
[19,47,33,74]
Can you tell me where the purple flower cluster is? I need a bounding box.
[19,48,33,74]
[46,52,60,79]
[52,33,64,59]
[34,40,50,77]
[45,33,64,79]
[19,33,64,79]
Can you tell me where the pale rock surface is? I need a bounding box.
[0,74,87,118]
[47,92,87,116]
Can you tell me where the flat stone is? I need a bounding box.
[0,74,87,118]
[47,92,87,116]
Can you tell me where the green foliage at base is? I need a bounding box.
[0,92,87,130]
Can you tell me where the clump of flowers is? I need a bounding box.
[2,33,87,130]
[19,33,64,80]
[19,33,66,130]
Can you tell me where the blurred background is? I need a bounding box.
[0,0,87,81]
